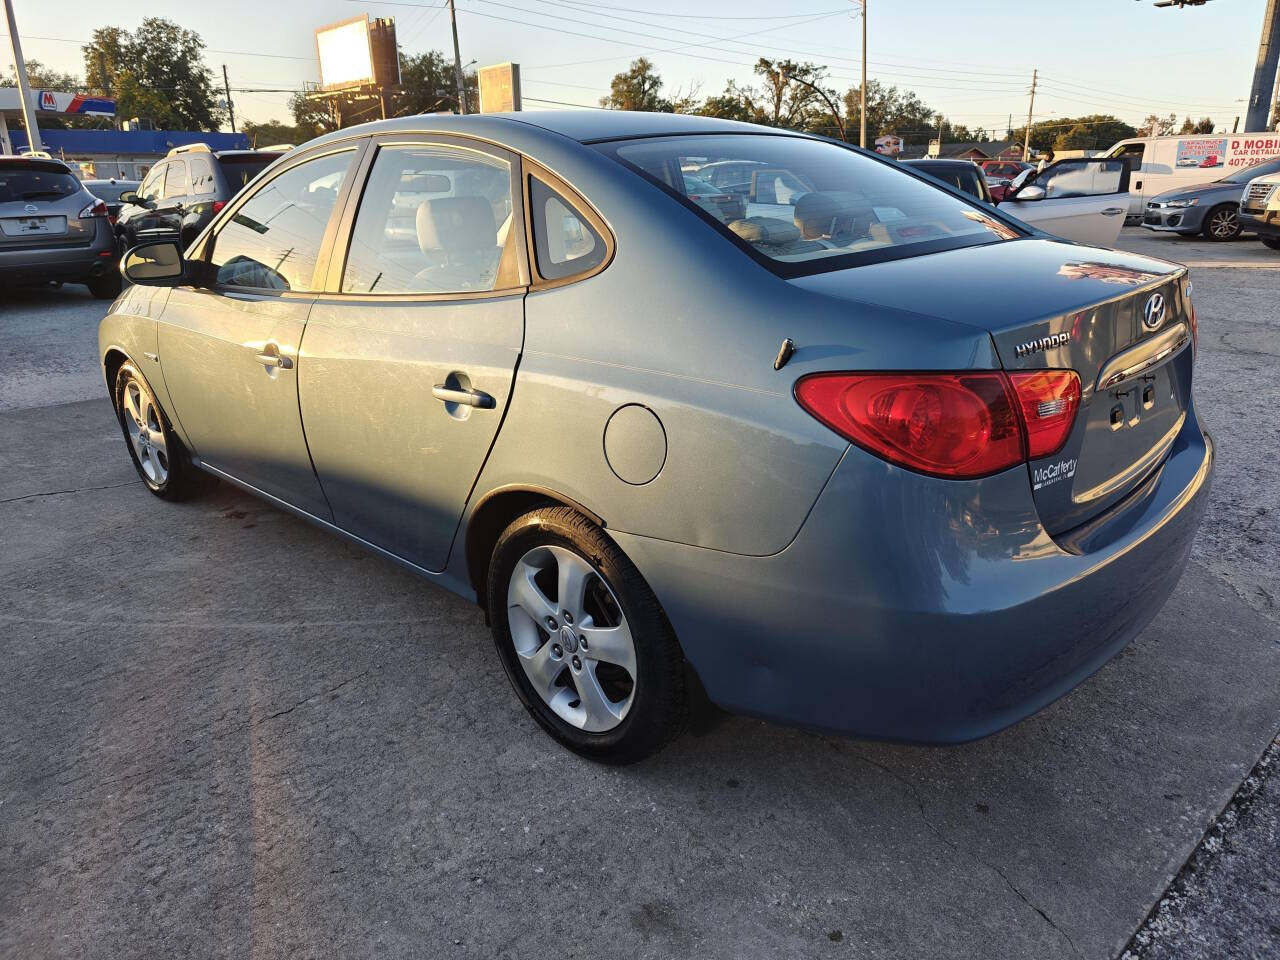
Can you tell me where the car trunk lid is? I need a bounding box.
[789,237,1193,534]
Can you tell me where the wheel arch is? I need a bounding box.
[463,484,606,607]
[102,345,130,391]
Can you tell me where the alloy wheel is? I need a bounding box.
[122,377,169,485]
[506,545,638,733]
[1208,207,1238,240]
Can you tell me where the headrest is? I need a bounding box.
[728,216,801,245]
[793,191,871,239]
[416,196,496,255]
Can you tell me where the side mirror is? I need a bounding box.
[1014,184,1046,201]
[118,191,139,204]
[122,241,187,287]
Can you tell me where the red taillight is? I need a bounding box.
[796,372,1024,478]
[796,369,1081,479]
[1007,370,1080,459]
[79,199,108,219]
[211,200,227,215]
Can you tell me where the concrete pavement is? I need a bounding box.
[1,249,1278,959]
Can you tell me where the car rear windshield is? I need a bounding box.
[0,163,81,203]
[217,156,278,191]
[601,134,1020,276]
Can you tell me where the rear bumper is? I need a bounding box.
[0,220,115,283]
[613,403,1214,743]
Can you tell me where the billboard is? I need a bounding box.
[1175,138,1228,169]
[478,63,521,113]
[315,15,400,91]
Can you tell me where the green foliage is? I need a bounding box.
[82,18,224,131]
[600,58,672,112]
[1178,116,1215,134]
[1008,115,1138,153]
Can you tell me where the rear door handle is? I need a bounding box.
[1101,207,1125,216]
[432,384,495,409]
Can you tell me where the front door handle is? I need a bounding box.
[1101,207,1125,216]
[432,384,494,409]
[253,343,293,370]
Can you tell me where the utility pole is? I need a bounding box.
[859,0,867,148]
[1245,0,1279,131]
[449,0,467,115]
[1022,68,1038,161]
[3,0,42,154]
[222,64,236,133]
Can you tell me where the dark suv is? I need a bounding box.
[116,145,281,252]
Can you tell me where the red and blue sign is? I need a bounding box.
[36,90,116,116]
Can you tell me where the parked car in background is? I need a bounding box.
[681,173,746,221]
[1102,134,1280,219]
[980,159,1032,183]
[82,178,142,227]
[1142,156,1280,241]
[115,144,281,252]
[992,158,1130,246]
[1238,169,1280,251]
[0,155,120,298]
[104,111,1211,762]
[900,158,995,203]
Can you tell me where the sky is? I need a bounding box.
[1,0,1273,139]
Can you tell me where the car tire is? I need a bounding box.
[113,362,216,501]
[1261,237,1280,251]
[88,271,123,299]
[1201,204,1241,242]
[488,505,687,763]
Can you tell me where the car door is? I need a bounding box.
[157,145,362,518]
[120,162,167,246]
[150,158,189,242]
[298,136,527,572]
[1001,158,1130,246]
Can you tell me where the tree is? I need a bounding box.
[1141,112,1178,137]
[1178,116,1214,134]
[1009,115,1137,153]
[841,79,938,142]
[82,18,224,130]
[601,58,670,112]
[241,119,303,148]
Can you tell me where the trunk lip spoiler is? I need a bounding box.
[1094,321,1190,391]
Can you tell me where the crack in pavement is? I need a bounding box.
[830,739,1084,959]
[0,479,139,505]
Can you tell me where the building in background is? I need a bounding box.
[8,128,250,180]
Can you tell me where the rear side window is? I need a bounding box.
[342,144,514,295]
[163,161,189,199]
[0,163,80,202]
[529,178,606,281]
[189,156,216,195]
[209,149,354,291]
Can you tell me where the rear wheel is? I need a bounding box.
[488,505,687,763]
[113,362,216,500]
[1201,203,1241,241]
[1261,237,1280,251]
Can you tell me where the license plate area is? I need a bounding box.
[2,216,67,237]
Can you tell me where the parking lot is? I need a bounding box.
[1,229,1278,959]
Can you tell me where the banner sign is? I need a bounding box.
[36,91,116,116]
[1174,138,1227,169]
[1227,135,1280,167]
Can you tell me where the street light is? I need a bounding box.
[782,72,846,142]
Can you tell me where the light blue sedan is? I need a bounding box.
[102,112,1212,761]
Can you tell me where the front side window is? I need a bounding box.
[529,178,606,281]
[604,134,1020,277]
[1032,159,1126,198]
[342,144,513,295]
[138,163,166,202]
[210,149,354,291]
[163,161,189,199]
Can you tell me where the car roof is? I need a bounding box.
[0,156,73,173]
[301,110,800,153]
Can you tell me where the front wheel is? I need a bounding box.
[1201,203,1241,241]
[1261,237,1280,251]
[113,362,216,500]
[488,505,687,763]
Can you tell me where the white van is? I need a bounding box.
[1102,134,1280,218]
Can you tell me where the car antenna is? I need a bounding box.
[774,338,795,371]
